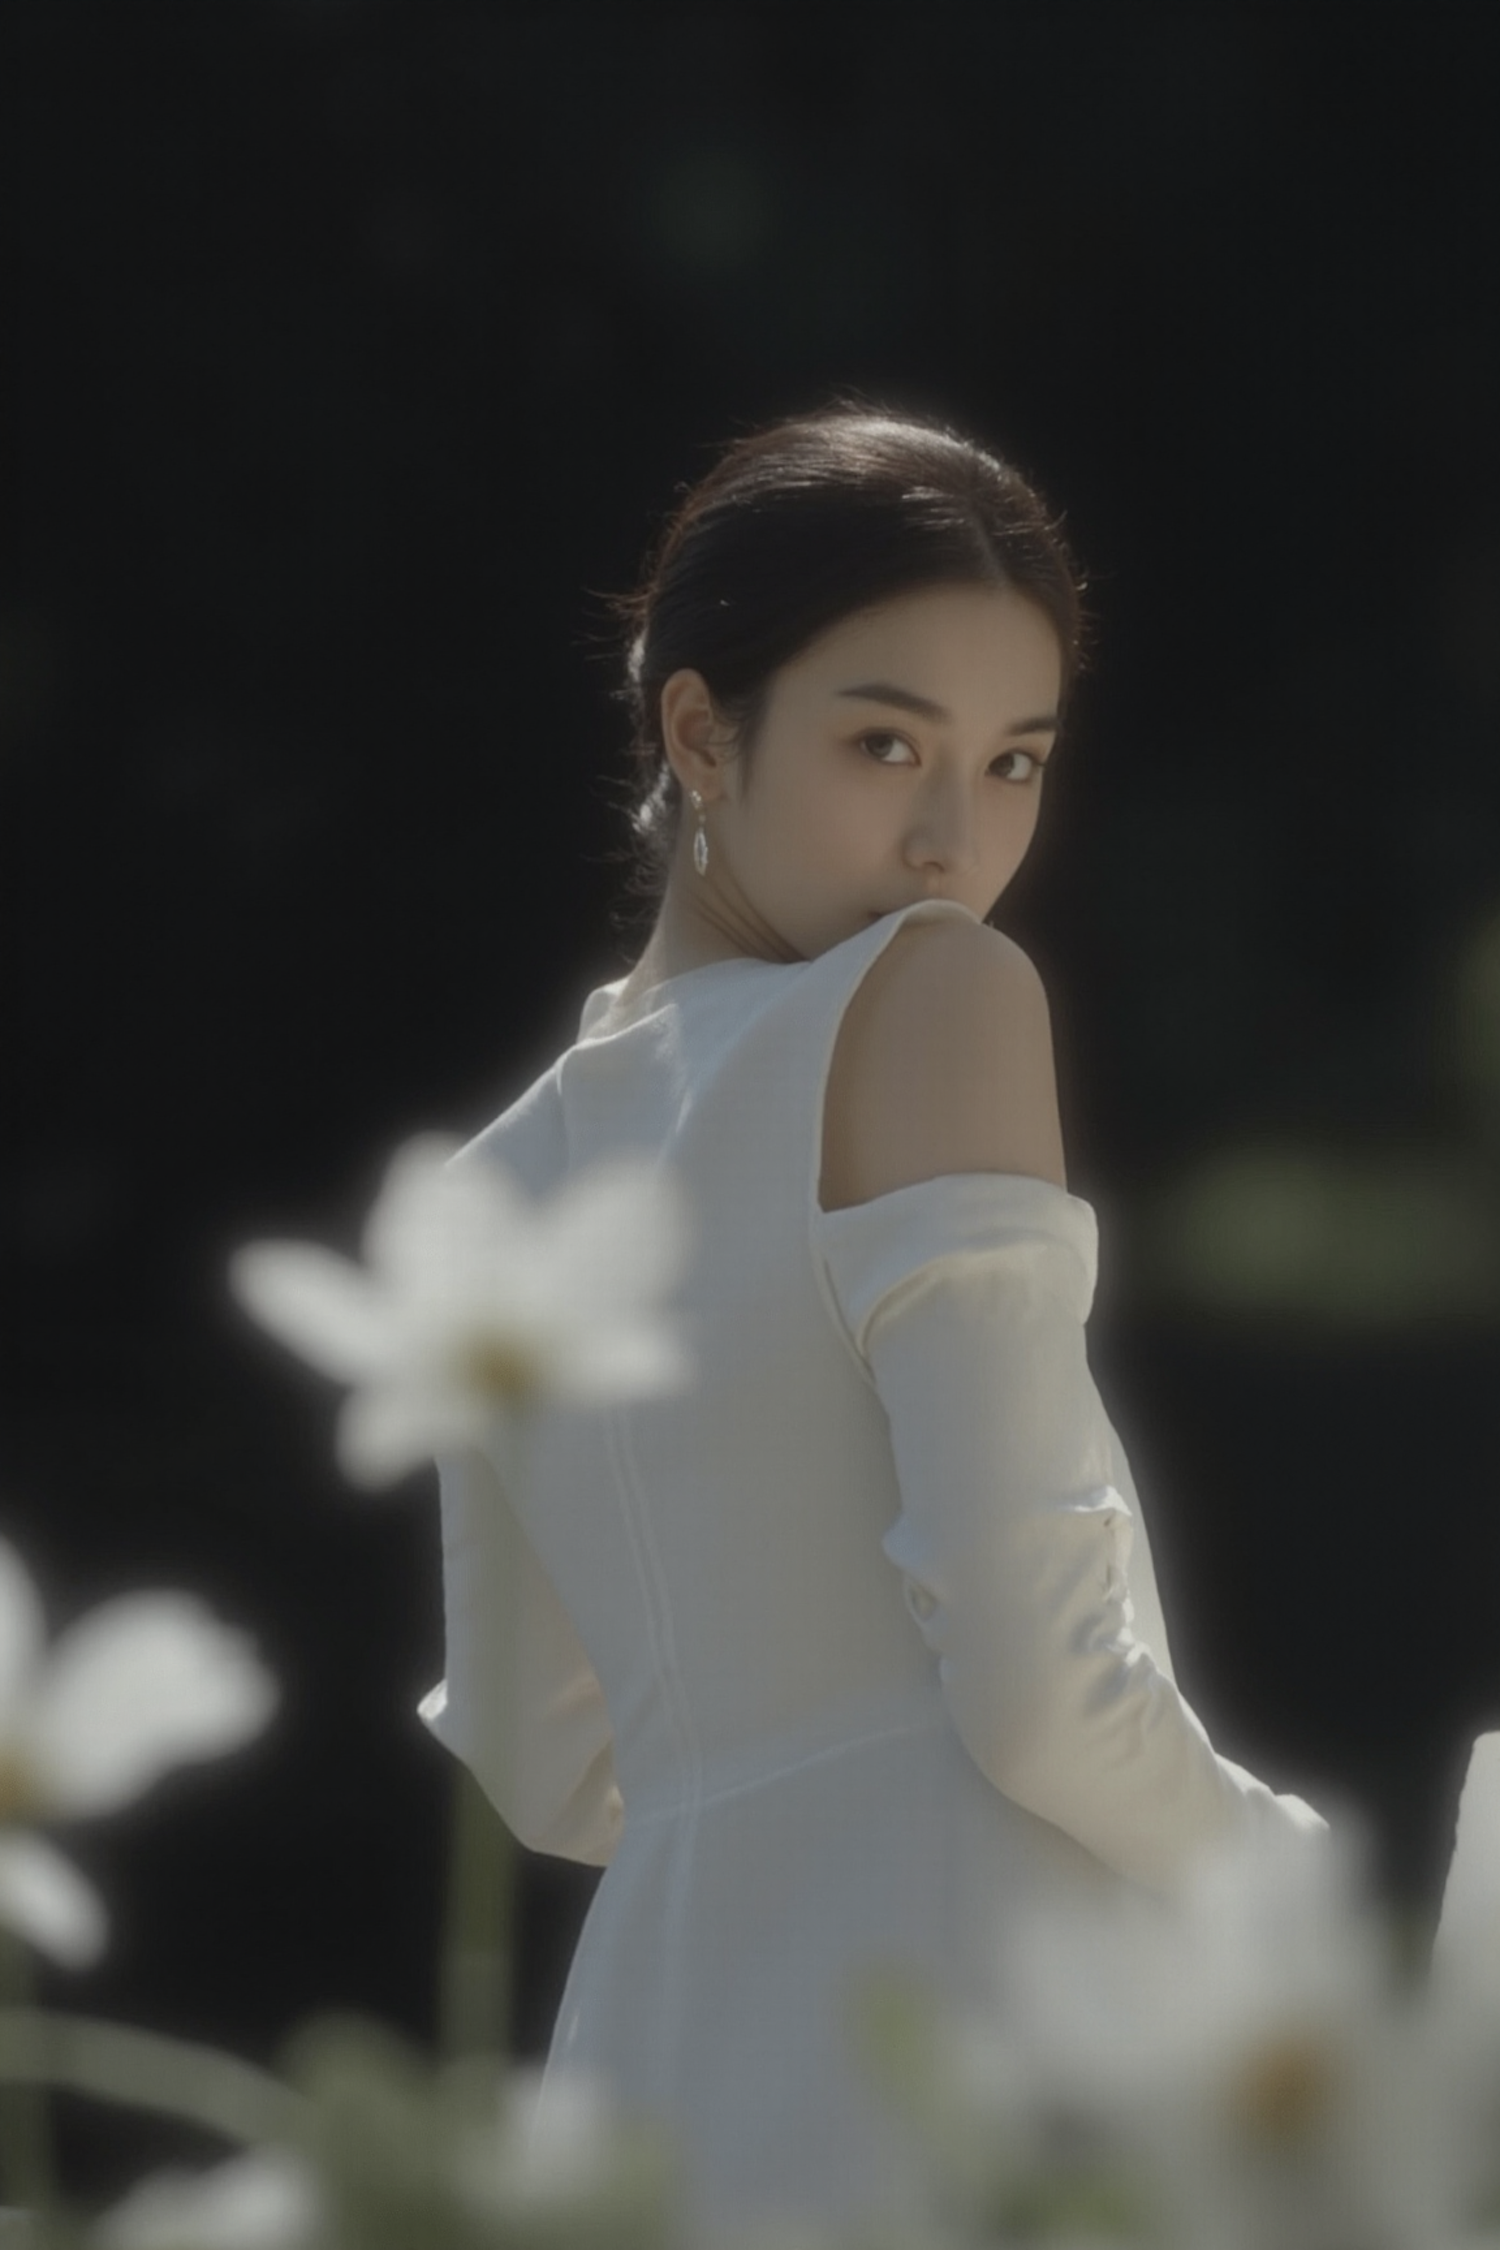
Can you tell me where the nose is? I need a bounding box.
[903,773,981,879]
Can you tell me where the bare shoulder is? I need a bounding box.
[820,915,1067,1212]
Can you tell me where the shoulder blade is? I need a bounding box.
[821,916,1067,1211]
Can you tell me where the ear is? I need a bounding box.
[659,670,735,801]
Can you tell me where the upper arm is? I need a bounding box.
[820,917,1067,1212]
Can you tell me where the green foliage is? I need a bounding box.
[1141,907,1500,1332]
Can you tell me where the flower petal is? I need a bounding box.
[537,1161,694,1311]
[228,1244,397,1382]
[502,2062,618,2190]
[554,1329,692,1401]
[363,1134,497,1282]
[0,1537,45,1724]
[30,1595,277,1817]
[0,1831,106,1966]
[95,2147,321,2250]
[336,1381,480,1490]
[1435,1731,1500,1965]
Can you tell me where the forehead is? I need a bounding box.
[789,583,1060,690]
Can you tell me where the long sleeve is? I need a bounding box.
[419,1443,623,1867]
[815,1172,1325,1896]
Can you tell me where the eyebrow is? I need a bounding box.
[834,681,1060,735]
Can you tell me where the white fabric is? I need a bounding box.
[422,898,1326,2229]
[1434,1731,1500,1967]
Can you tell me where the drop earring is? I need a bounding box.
[689,789,709,876]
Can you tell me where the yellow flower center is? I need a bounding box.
[1231,2030,1337,2149]
[0,1746,42,1823]
[456,1336,545,1409]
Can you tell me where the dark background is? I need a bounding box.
[2,0,1498,2177]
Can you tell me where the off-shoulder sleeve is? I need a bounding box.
[418,1445,623,1868]
[814,1173,1326,1895]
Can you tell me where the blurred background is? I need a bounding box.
[1,0,1497,2182]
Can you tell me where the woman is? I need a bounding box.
[420,403,1327,2227]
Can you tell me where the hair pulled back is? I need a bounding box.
[603,400,1085,927]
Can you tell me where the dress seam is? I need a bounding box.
[622,1710,945,1822]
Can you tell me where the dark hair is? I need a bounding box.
[599,399,1086,932]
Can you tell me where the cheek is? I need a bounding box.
[777,765,862,850]
[992,794,1041,862]
[1015,798,1046,854]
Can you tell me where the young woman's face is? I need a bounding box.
[666,582,1063,966]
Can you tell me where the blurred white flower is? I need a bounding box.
[915,1817,1491,2250]
[251,2025,680,2250]
[229,1135,694,1488]
[0,1536,276,1967]
[92,2147,321,2250]
[453,2062,678,2233]
[467,2063,621,2200]
[1436,1731,1500,1974]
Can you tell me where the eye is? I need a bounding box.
[858,730,916,766]
[991,748,1047,784]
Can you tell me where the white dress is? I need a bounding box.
[420,897,1326,2229]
